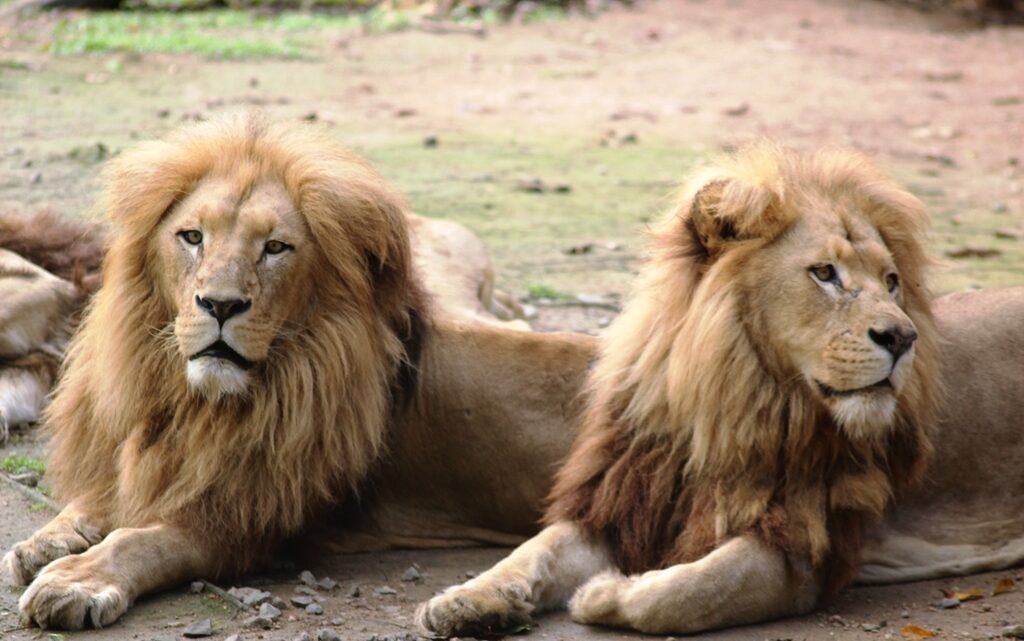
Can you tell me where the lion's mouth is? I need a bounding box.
[817,378,892,398]
[190,340,253,370]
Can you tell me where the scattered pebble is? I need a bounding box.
[244,615,274,630]
[318,629,342,641]
[299,570,318,587]
[293,634,312,641]
[347,585,361,598]
[291,595,315,608]
[259,602,282,622]
[270,596,288,610]
[228,587,272,607]
[722,102,750,117]
[938,597,961,609]
[306,603,325,615]
[901,610,910,619]
[423,135,439,148]
[400,565,423,583]
[375,585,398,596]
[224,635,239,641]
[183,619,213,638]
[317,577,338,591]
[1004,626,1024,639]
[296,585,319,597]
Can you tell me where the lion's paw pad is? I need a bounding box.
[416,580,533,638]
[19,567,127,630]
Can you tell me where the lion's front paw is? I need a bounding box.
[568,571,632,629]
[19,556,128,629]
[3,523,99,586]
[416,577,533,638]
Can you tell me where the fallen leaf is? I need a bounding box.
[952,589,984,602]
[901,624,936,640]
[994,577,1016,595]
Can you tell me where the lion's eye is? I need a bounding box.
[178,229,203,246]
[809,264,838,284]
[263,240,292,256]
[886,273,899,293]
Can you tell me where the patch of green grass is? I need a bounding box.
[1,453,46,476]
[526,283,570,300]
[357,133,704,296]
[47,10,365,59]
[30,502,52,513]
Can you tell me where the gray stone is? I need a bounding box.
[228,586,272,607]
[317,629,342,641]
[258,602,282,622]
[189,581,205,594]
[244,615,274,630]
[938,597,961,609]
[400,566,422,583]
[224,635,239,641]
[317,577,338,591]
[1004,626,1024,640]
[299,570,318,587]
[270,596,288,610]
[291,595,314,607]
[295,585,319,596]
[306,603,324,615]
[375,585,397,596]
[347,585,361,598]
[293,634,312,641]
[182,619,213,638]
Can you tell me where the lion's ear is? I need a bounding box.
[685,168,787,259]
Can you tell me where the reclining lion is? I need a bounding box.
[1,112,592,629]
[416,144,1024,636]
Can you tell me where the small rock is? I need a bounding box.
[1003,625,1024,639]
[224,635,239,641]
[995,228,1023,240]
[244,615,274,630]
[938,597,961,609]
[946,246,1002,259]
[375,585,398,596]
[901,610,910,618]
[291,595,314,608]
[306,603,324,615]
[400,565,422,583]
[318,629,342,641]
[723,102,750,117]
[299,570,318,587]
[463,571,478,579]
[331,618,344,626]
[303,111,319,122]
[293,634,312,641]
[295,585,319,596]
[189,581,205,594]
[423,135,439,148]
[183,619,213,638]
[863,622,882,632]
[10,472,39,487]
[30,172,42,185]
[515,178,546,193]
[346,585,361,598]
[565,242,594,256]
[317,577,338,591]
[258,602,282,621]
[235,587,272,607]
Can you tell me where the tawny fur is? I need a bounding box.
[546,143,942,594]
[43,112,426,576]
[0,210,106,296]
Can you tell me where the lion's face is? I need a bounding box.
[153,175,316,398]
[743,202,918,437]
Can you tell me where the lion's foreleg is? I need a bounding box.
[3,502,106,586]
[18,523,214,630]
[569,536,819,634]
[416,521,612,637]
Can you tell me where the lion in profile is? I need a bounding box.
[1,112,594,630]
[418,143,944,636]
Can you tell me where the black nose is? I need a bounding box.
[868,326,918,360]
[195,296,251,325]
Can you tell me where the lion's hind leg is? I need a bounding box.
[569,536,819,634]
[416,521,612,638]
[3,503,105,586]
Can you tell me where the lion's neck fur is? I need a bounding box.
[546,215,938,593]
[45,246,422,575]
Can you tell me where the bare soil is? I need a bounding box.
[2,0,1024,639]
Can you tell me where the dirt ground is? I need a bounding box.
[2,0,1024,639]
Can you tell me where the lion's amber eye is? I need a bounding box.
[178,229,203,246]
[886,273,899,293]
[810,264,838,284]
[264,240,292,256]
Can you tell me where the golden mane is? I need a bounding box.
[546,143,941,593]
[44,112,426,574]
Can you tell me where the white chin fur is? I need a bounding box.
[186,358,249,398]
[830,393,897,440]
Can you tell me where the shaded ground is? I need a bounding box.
[2,0,1024,639]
